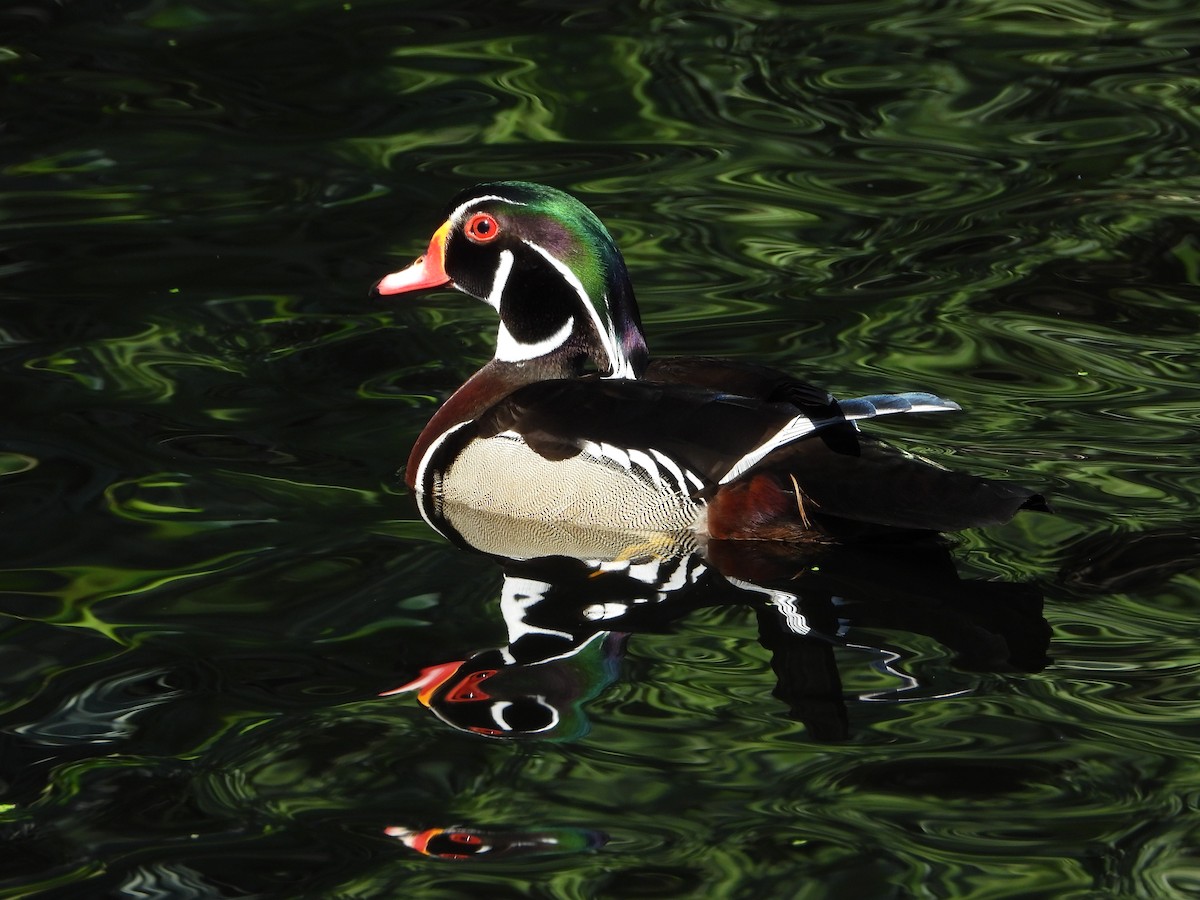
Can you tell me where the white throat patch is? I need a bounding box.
[485,246,575,362]
[484,248,515,312]
[496,316,575,362]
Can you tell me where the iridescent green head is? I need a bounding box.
[375,181,648,378]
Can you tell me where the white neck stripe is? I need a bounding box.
[496,315,575,362]
[522,239,634,379]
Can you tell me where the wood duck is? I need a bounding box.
[374,181,1046,542]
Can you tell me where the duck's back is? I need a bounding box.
[416,374,1045,541]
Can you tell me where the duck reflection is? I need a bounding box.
[384,824,607,860]
[386,502,1049,743]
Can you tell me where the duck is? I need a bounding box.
[373,181,1046,543]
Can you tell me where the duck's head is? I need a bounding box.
[374,181,648,379]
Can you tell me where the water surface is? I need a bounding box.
[3,1,1200,896]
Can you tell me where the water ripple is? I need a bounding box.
[4,0,1200,895]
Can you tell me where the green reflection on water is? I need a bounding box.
[3,0,1200,896]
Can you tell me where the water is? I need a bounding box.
[3,0,1200,896]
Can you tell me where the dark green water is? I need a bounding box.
[3,0,1200,896]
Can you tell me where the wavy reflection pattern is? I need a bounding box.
[2,0,1200,895]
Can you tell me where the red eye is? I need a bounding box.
[464,212,500,243]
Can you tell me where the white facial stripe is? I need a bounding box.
[448,194,527,226]
[488,248,574,361]
[495,315,575,362]
[489,698,559,734]
[485,249,514,311]
[522,239,635,380]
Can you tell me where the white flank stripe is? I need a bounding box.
[649,448,698,496]
[836,391,961,418]
[771,594,811,636]
[413,487,441,536]
[580,440,631,471]
[626,448,664,489]
[598,442,631,470]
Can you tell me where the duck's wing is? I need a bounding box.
[768,434,1047,534]
[644,356,838,414]
[472,378,962,491]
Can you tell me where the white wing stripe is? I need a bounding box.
[718,413,818,485]
[717,391,961,485]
